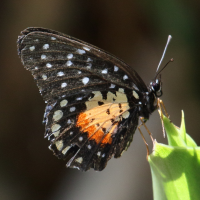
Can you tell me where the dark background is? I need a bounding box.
[1,1,200,200]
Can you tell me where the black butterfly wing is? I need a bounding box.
[18,27,147,171]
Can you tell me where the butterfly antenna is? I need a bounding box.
[154,58,174,79]
[156,35,172,73]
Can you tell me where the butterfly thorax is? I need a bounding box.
[138,78,162,119]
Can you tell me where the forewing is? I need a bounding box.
[17,27,144,171]
[18,27,147,102]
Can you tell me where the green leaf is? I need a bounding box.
[148,111,200,200]
[178,111,197,147]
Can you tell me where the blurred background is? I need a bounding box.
[1,0,200,200]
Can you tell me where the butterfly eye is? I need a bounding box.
[153,79,162,97]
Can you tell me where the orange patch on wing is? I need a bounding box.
[76,113,89,129]
[101,122,118,144]
[91,130,105,143]
[76,112,112,145]
[76,91,130,145]
[101,133,112,144]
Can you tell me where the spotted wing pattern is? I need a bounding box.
[17,27,148,171]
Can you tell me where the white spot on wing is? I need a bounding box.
[102,153,105,158]
[132,91,139,99]
[62,146,71,154]
[83,46,90,51]
[70,131,73,135]
[109,84,115,88]
[48,130,60,140]
[46,63,52,68]
[122,111,130,119]
[86,63,92,69]
[123,75,128,80]
[118,88,124,93]
[87,58,92,62]
[57,71,65,76]
[67,53,73,59]
[76,97,82,101]
[66,61,72,66]
[97,151,101,156]
[67,119,71,124]
[70,107,76,112]
[41,54,46,59]
[53,110,63,121]
[42,74,47,80]
[60,99,68,107]
[75,157,83,163]
[35,67,38,70]
[114,65,119,71]
[61,82,67,88]
[78,71,82,74]
[102,69,108,74]
[29,46,35,51]
[43,44,49,49]
[51,37,56,40]
[76,49,86,54]
[82,77,89,85]
[55,140,63,151]
[51,124,61,132]
[87,144,92,149]
[115,90,128,103]
[79,137,83,142]
[53,130,60,137]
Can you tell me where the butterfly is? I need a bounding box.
[17,27,171,171]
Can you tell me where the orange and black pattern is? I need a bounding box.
[17,28,162,171]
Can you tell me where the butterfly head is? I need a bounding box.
[149,57,174,98]
[149,75,162,97]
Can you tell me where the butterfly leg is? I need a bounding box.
[138,117,155,158]
[157,98,169,138]
[157,98,169,118]
[138,125,149,157]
